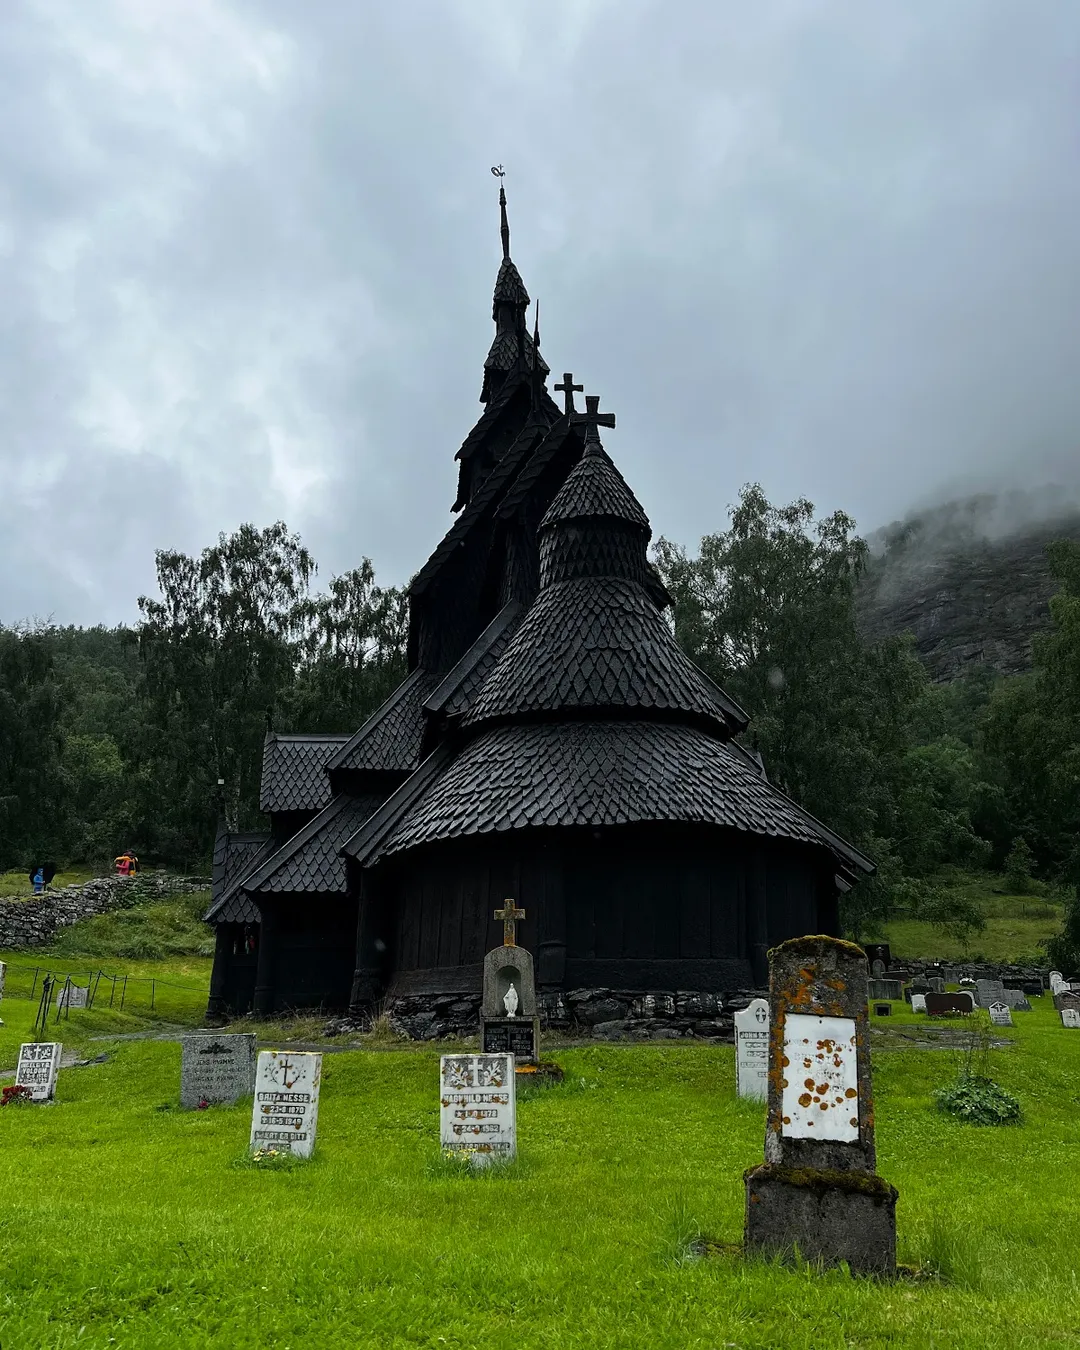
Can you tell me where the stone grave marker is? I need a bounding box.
[249,1051,322,1158]
[439,1053,516,1164]
[1049,971,1064,994]
[910,993,927,1013]
[871,959,886,978]
[55,981,88,1012]
[941,966,960,984]
[15,1042,62,1102]
[927,977,946,994]
[181,1033,257,1108]
[873,1002,891,1016]
[1002,990,1031,1012]
[1053,991,1080,1014]
[734,998,769,1100]
[743,936,897,1276]
[867,979,903,1001]
[925,992,974,1016]
[480,900,539,1066]
[976,979,1006,1009]
[864,943,891,970]
[1061,1008,1080,1029]
[988,1002,1013,1028]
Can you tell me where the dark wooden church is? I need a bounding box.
[205,189,873,1022]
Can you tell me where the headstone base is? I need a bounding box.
[744,1163,897,1277]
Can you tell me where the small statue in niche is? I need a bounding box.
[503,982,519,1018]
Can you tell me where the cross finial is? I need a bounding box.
[493,898,525,947]
[571,393,616,444]
[555,372,583,416]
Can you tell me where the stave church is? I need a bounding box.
[205,188,873,1025]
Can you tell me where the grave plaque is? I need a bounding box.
[482,1020,539,1060]
[439,1053,516,1164]
[1061,1008,1080,1029]
[734,998,769,1101]
[744,936,897,1276]
[15,1042,62,1102]
[874,1002,891,1017]
[910,993,927,1013]
[987,1002,1013,1028]
[867,979,902,1001]
[925,992,974,1016]
[249,1051,321,1158]
[55,983,88,1012]
[181,1033,257,1108]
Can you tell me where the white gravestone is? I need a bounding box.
[249,1051,322,1158]
[181,1033,257,1108]
[988,1001,1013,1027]
[911,993,927,1013]
[734,999,770,1101]
[781,1013,859,1143]
[1061,1008,1080,1029]
[439,1053,516,1164]
[15,1042,62,1102]
[1050,971,1064,994]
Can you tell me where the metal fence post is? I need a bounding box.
[120,975,128,1010]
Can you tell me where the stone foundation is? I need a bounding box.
[327,987,767,1042]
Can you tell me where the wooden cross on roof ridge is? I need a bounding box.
[571,393,616,443]
[554,372,583,416]
[493,898,525,947]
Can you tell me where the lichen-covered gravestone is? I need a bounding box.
[988,1002,1013,1028]
[181,1033,256,1108]
[15,1042,62,1102]
[1061,1008,1080,1029]
[440,1053,516,1165]
[744,936,898,1276]
[55,982,88,1012]
[734,999,769,1100]
[249,1051,322,1158]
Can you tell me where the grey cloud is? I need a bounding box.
[1,0,1078,624]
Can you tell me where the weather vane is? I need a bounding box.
[490,164,505,178]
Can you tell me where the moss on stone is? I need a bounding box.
[744,1162,897,1203]
[768,935,868,961]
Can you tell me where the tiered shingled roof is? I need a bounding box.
[327,667,444,774]
[241,791,385,895]
[259,733,351,813]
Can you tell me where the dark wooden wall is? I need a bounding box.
[265,897,358,1011]
[372,825,833,997]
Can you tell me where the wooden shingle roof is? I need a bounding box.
[259,733,351,813]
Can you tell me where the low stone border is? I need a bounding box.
[0,874,209,949]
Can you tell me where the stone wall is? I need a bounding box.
[0,874,209,950]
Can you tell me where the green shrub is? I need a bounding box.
[934,1074,1022,1126]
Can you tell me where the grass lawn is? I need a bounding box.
[881,870,1066,962]
[0,989,1078,1348]
[0,867,97,899]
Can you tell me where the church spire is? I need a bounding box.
[481,169,548,403]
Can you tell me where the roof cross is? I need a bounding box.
[493,898,525,947]
[571,394,616,443]
[555,372,583,416]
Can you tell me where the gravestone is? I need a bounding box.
[439,1053,516,1164]
[1052,991,1080,1014]
[249,1051,321,1158]
[987,1002,1013,1028]
[873,1003,891,1017]
[864,943,890,970]
[181,1033,257,1108]
[871,959,885,978]
[927,977,946,994]
[925,992,974,1016]
[15,1042,62,1102]
[743,936,897,1276]
[480,900,539,1066]
[1003,991,1031,1012]
[941,966,960,984]
[1061,1008,1080,1029]
[1049,971,1064,994]
[903,977,930,1005]
[910,993,927,1014]
[55,982,88,1012]
[734,999,769,1100]
[867,979,902,1001]
[976,979,1006,1009]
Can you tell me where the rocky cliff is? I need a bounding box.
[857,493,1080,681]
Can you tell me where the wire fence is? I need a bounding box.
[2,960,208,1026]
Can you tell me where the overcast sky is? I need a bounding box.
[2,0,1079,626]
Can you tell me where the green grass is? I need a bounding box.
[47,890,215,961]
[0,989,1078,1347]
[0,867,96,899]
[882,869,1065,962]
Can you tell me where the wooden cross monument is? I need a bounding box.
[494,899,525,947]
